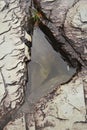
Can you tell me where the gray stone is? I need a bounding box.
[34,0,87,67]
[3,114,26,130]
[64,0,87,64]
[27,27,75,106]
[34,77,86,130]
[0,0,87,129]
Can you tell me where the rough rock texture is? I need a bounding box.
[64,0,87,65]
[3,114,26,130]
[33,76,86,130]
[0,0,30,129]
[27,0,87,130]
[33,0,87,68]
[0,0,87,129]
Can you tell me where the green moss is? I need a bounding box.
[32,9,42,24]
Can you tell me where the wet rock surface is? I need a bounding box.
[27,27,75,106]
[27,0,87,130]
[0,0,87,130]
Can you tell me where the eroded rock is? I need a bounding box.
[33,0,87,68]
[64,0,87,65]
[0,0,29,128]
[27,0,87,130]
[33,76,86,130]
[0,0,87,129]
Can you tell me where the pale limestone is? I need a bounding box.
[72,123,87,130]
[11,101,16,109]
[7,85,20,95]
[24,31,31,60]
[0,0,27,122]
[25,31,32,42]
[55,77,85,120]
[34,77,86,130]
[64,1,87,37]
[0,22,11,35]
[0,0,6,11]
[25,44,31,60]
[0,0,87,129]
[71,3,87,29]
[64,0,87,63]
[3,114,26,130]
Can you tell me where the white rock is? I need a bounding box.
[34,77,86,130]
[84,46,87,54]
[11,101,16,109]
[72,122,87,130]
[7,85,20,95]
[24,44,31,60]
[25,31,31,42]
[0,0,27,119]
[0,22,11,35]
[56,77,86,121]
[0,0,6,11]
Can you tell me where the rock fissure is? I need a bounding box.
[60,27,86,68]
[0,0,87,129]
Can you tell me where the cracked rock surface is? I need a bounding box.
[33,76,86,130]
[3,114,26,130]
[34,0,87,67]
[0,0,29,129]
[28,0,87,130]
[0,0,87,130]
[64,0,87,65]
